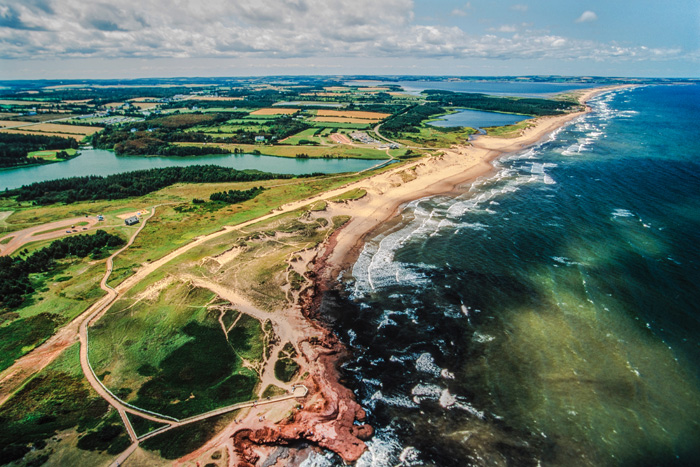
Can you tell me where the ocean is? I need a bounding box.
[309,84,700,466]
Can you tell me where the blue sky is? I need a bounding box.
[0,0,697,79]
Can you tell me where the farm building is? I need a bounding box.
[124,216,139,226]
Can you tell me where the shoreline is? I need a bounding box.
[320,85,632,282]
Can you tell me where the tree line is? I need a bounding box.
[381,104,447,134]
[209,187,265,204]
[424,90,581,116]
[3,165,291,205]
[0,230,124,311]
[0,133,78,167]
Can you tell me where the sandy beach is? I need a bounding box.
[320,86,631,279]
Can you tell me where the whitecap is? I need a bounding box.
[411,383,443,400]
[415,353,443,377]
[612,208,635,218]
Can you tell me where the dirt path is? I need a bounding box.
[0,216,101,256]
[0,208,158,406]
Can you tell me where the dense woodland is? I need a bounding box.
[4,165,290,205]
[381,104,447,134]
[0,133,78,167]
[424,90,581,116]
[0,230,124,312]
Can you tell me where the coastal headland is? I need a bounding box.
[177,85,631,465]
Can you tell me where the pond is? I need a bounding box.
[428,109,532,130]
[0,149,381,190]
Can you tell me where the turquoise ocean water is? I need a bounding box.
[309,85,700,466]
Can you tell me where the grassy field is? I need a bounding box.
[328,188,367,202]
[279,128,323,145]
[0,343,129,466]
[89,279,263,418]
[483,119,536,138]
[396,125,476,147]
[308,121,370,129]
[141,413,237,459]
[0,241,120,372]
[175,142,389,159]
[106,173,374,287]
[27,148,79,161]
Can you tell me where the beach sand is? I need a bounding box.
[320,86,631,279]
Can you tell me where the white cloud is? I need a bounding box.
[0,0,686,66]
[576,10,598,23]
[451,2,472,17]
[511,4,528,12]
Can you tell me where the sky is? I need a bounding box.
[0,0,698,79]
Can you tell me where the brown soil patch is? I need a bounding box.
[329,133,352,144]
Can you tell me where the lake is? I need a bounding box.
[0,149,381,190]
[428,109,531,130]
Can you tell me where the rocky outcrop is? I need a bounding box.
[230,230,373,465]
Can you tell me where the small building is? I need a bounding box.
[124,216,139,226]
[255,135,266,143]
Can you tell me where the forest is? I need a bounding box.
[0,133,78,167]
[4,165,289,205]
[381,104,447,134]
[424,90,581,116]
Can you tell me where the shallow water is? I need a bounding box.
[0,149,379,190]
[312,85,700,466]
[428,108,531,130]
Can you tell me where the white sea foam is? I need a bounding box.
[415,353,443,377]
[473,332,495,343]
[612,208,635,218]
[551,256,583,266]
[398,446,422,465]
[411,383,443,400]
[356,428,405,467]
[299,450,338,467]
[368,389,419,410]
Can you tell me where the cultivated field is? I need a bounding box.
[251,108,299,115]
[313,116,374,124]
[0,120,33,128]
[184,96,244,101]
[0,100,52,106]
[130,102,158,110]
[2,123,102,135]
[316,109,391,120]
